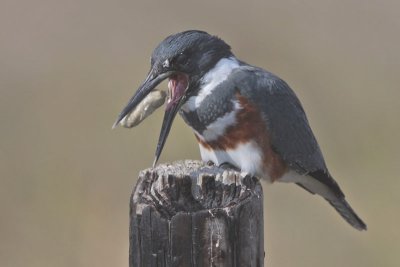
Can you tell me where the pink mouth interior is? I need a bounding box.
[166,73,188,110]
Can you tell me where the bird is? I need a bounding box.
[113,30,367,231]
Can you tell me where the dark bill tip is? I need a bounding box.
[152,100,182,167]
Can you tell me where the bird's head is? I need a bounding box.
[113,30,233,165]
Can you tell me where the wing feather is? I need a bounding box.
[231,66,344,196]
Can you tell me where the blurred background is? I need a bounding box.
[1,0,399,266]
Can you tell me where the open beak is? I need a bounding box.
[112,68,173,128]
[113,67,189,167]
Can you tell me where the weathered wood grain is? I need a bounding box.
[129,160,264,267]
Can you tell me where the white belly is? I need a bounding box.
[199,141,264,177]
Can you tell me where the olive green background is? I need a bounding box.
[1,1,399,266]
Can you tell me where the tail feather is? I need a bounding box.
[327,197,367,231]
[286,172,367,231]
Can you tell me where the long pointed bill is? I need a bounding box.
[152,100,182,167]
[153,73,189,167]
[112,69,174,128]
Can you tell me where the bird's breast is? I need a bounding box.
[188,93,288,182]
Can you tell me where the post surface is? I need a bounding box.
[129,160,264,267]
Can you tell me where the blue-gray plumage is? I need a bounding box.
[113,30,366,231]
[231,67,328,175]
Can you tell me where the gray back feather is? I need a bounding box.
[230,66,327,174]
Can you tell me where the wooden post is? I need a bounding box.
[129,160,264,267]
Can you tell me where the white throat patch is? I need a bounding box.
[182,57,240,112]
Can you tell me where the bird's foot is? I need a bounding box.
[219,162,241,172]
[206,160,215,166]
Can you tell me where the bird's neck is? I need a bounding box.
[199,56,240,88]
[179,56,241,136]
[182,56,240,112]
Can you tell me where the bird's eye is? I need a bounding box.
[175,52,189,65]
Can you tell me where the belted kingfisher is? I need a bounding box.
[113,30,367,231]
